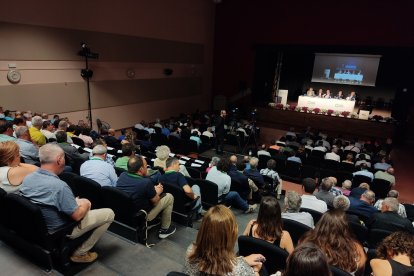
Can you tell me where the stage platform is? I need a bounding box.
[257,107,395,139]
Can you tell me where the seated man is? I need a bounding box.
[158,157,203,216]
[353,163,374,182]
[373,190,407,218]
[243,157,265,189]
[29,116,47,146]
[206,159,256,213]
[257,144,271,157]
[20,144,114,263]
[373,157,392,171]
[115,142,136,171]
[374,167,396,186]
[55,130,89,167]
[189,131,202,148]
[314,177,336,207]
[15,126,39,165]
[348,190,378,221]
[228,160,258,201]
[260,159,282,199]
[103,128,121,149]
[349,182,370,199]
[287,151,302,164]
[368,197,414,234]
[41,120,56,141]
[0,119,16,142]
[116,156,176,239]
[282,191,314,228]
[312,140,327,153]
[300,178,328,213]
[80,145,118,187]
[325,147,340,162]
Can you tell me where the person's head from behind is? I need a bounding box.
[342,180,352,190]
[256,196,282,241]
[333,195,350,211]
[127,155,147,176]
[39,143,65,174]
[55,130,67,143]
[302,178,317,194]
[229,155,237,165]
[210,156,220,167]
[346,153,353,162]
[283,243,332,276]
[320,177,334,191]
[31,116,43,129]
[267,159,276,170]
[284,191,302,213]
[380,197,399,213]
[189,205,238,275]
[376,231,414,259]
[387,190,399,199]
[15,126,30,141]
[92,145,107,159]
[217,158,230,173]
[0,141,20,167]
[165,157,180,172]
[249,157,259,170]
[155,145,171,161]
[121,142,135,157]
[361,190,375,205]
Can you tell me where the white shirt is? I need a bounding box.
[202,131,214,138]
[257,150,271,157]
[282,212,315,229]
[300,194,328,213]
[206,166,231,197]
[325,152,340,162]
[41,129,56,140]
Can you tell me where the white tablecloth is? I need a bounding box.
[297,96,355,112]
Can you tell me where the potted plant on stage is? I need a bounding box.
[295,106,301,112]
[284,104,290,110]
[341,111,350,118]
[327,109,334,116]
[334,111,341,116]
[371,115,383,122]
[301,106,308,113]
[320,108,327,115]
[289,104,297,111]
[275,103,284,110]
[351,112,359,119]
[313,107,321,114]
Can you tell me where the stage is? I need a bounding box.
[257,106,395,139]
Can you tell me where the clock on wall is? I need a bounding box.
[7,69,21,84]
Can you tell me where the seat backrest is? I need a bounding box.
[58,171,79,192]
[282,218,312,245]
[285,160,301,176]
[195,179,218,207]
[370,179,391,200]
[2,193,50,247]
[348,221,368,245]
[258,155,271,170]
[330,265,352,276]
[300,208,324,224]
[352,175,372,188]
[322,159,339,170]
[185,166,201,179]
[367,228,393,249]
[114,167,127,177]
[238,236,288,274]
[161,181,193,214]
[72,175,103,208]
[339,162,356,173]
[71,136,85,148]
[403,203,414,222]
[100,186,140,226]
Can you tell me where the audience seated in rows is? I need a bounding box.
[115,142,136,171]
[41,120,56,140]
[154,145,190,177]
[228,156,258,201]
[20,143,114,263]
[56,131,89,166]
[348,190,378,220]
[300,178,328,213]
[352,163,374,181]
[374,167,395,186]
[314,177,335,207]
[244,157,265,189]
[282,191,314,228]
[29,116,47,146]
[301,209,367,275]
[116,155,176,239]
[206,158,256,214]
[257,144,271,157]
[80,145,118,187]
[332,195,361,224]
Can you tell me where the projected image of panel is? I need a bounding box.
[311,53,381,86]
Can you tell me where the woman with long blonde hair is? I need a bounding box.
[184,205,264,276]
[0,141,38,193]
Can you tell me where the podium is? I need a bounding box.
[276,89,288,105]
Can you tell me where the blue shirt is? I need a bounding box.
[161,127,170,137]
[352,170,374,181]
[190,136,202,147]
[16,138,39,164]
[80,158,118,187]
[158,170,187,189]
[20,169,77,231]
[287,156,302,164]
[244,168,265,188]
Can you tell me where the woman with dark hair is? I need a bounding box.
[273,243,331,276]
[184,205,264,276]
[301,209,366,275]
[243,196,294,254]
[370,231,414,276]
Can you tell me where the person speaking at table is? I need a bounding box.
[335,91,344,99]
[346,91,356,101]
[323,90,331,99]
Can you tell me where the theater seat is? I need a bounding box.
[282,218,312,245]
[300,208,324,224]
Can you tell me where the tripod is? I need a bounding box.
[242,121,258,154]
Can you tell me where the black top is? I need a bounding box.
[389,259,414,276]
[368,212,414,234]
[248,222,281,246]
[214,115,225,135]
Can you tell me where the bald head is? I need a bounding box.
[387,167,394,175]
[229,155,238,165]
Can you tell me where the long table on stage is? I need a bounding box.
[257,107,394,139]
[297,96,355,112]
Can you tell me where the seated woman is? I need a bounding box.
[370,231,414,276]
[0,141,38,193]
[273,243,332,276]
[301,209,367,275]
[184,205,264,276]
[153,145,190,176]
[243,196,294,254]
